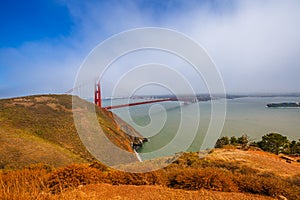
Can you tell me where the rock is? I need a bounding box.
[132,136,148,150]
[277,195,288,200]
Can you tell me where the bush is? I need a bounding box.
[234,174,300,199]
[215,137,230,148]
[47,164,103,193]
[89,161,109,171]
[167,168,238,192]
[237,134,250,149]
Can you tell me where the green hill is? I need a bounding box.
[0,94,144,169]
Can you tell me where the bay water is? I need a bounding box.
[102,97,300,159]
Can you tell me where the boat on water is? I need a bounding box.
[267,102,300,108]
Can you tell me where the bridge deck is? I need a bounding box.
[103,98,178,110]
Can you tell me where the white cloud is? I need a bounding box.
[1,0,299,97]
[167,0,300,93]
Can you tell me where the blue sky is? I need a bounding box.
[0,0,73,48]
[0,0,300,98]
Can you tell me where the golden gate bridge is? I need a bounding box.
[68,81,199,110]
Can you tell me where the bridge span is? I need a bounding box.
[94,82,199,110]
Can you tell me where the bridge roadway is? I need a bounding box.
[102,97,199,110]
[103,98,178,110]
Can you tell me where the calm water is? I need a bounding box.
[102,97,300,159]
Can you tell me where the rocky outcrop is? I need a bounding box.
[132,137,148,150]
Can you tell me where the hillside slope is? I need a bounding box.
[206,148,300,177]
[2,149,299,199]
[0,94,144,168]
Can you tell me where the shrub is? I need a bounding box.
[234,174,300,199]
[237,134,250,149]
[89,161,109,171]
[47,164,103,193]
[230,136,238,145]
[167,168,238,192]
[215,137,230,148]
[169,152,202,168]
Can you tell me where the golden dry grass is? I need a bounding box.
[1,95,300,199]
[0,166,49,200]
[0,94,144,168]
[1,149,300,200]
[206,148,300,177]
[50,183,275,200]
[0,171,275,200]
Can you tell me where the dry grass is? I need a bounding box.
[206,148,300,177]
[0,172,275,200]
[1,150,300,200]
[0,95,94,168]
[1,95,300,199]
[0,165,50,200]
[34,96,57,103]
[0,94,144,168]
[50,184,275,200]
[0,127,85,169]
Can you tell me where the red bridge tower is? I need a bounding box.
[94,81,102,108]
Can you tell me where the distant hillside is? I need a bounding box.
[0,94,144,169]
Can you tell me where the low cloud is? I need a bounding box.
[1,0,299,98]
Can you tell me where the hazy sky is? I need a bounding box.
[0,0,299,98]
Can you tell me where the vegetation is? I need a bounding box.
[215,136,230,148]
[254,133,300,155]
[215,134,250,149]
[0,95,143,169]
[1,152,300,199]
[257,133,290,155]
[216,133,300,155]
[1,94,300,199]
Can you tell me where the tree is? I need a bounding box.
[290,139,300,154]
[215,136,229,148]
[237,134,250,149]
[257,133,289,155]
[289,140,298,154]
[297,140,300,154]
[230,136,237,145]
